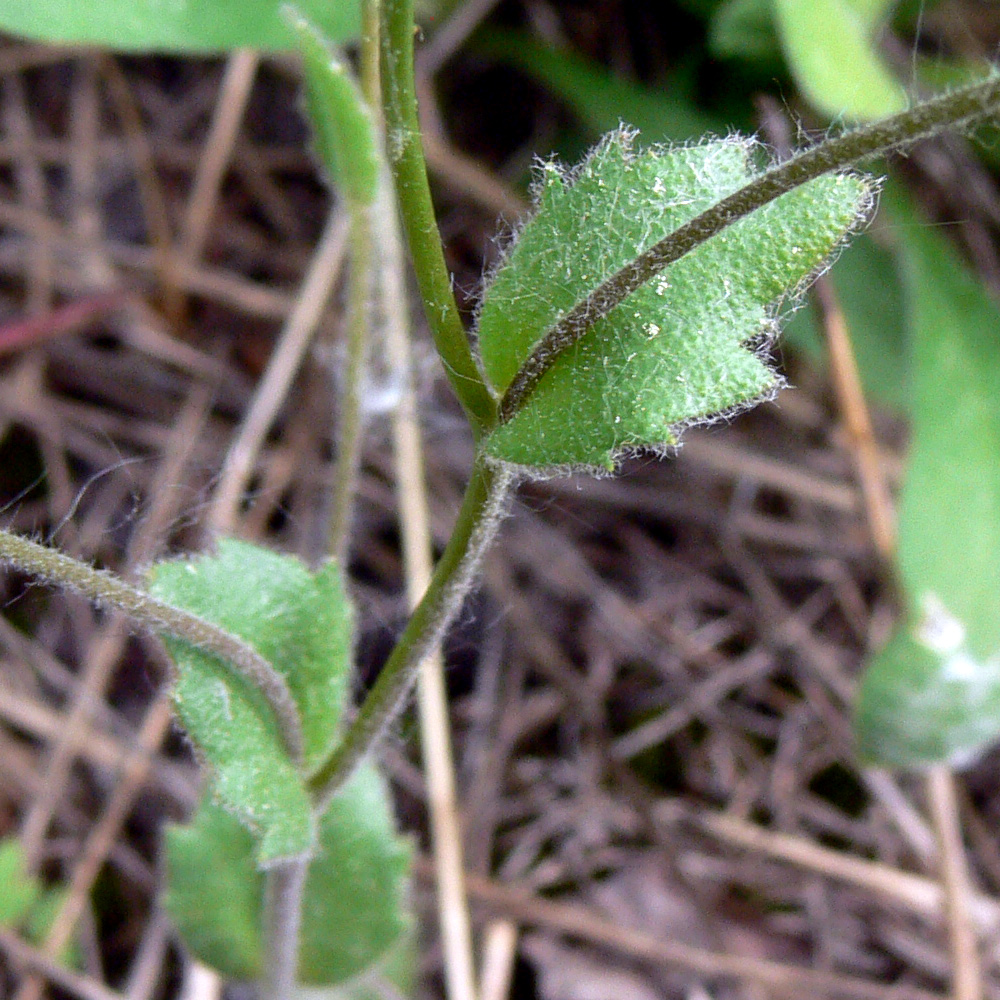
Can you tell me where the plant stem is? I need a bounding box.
[328,204,375,563]
[311,459,512,809]
[262,856,310,1000]
[0,528,304,762]
[499,71,1000,423]
[328,0,383,562]
[380,0,497,435]
[360,0,381,111]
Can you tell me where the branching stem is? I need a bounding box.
[380,0,497,434]
[312,459,512,809]
[0,528,304,762]
[499,71,1000,422]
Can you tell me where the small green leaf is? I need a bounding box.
[0,838,42,928]
[710,0,781,61]
[164,767,411,987]
[712,0,896,67]
[854,197,1000,767]
[150,539,353,863]
[772,0,907,120]
[298,769,412,985]
[0,839,79,966]
[477,130,870,471]
[23,888,82,968]
[163,801,262,978]
[846,0,896,28]
[287,9,380,206]
[0,0,360,53]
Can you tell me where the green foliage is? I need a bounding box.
[477,130,871,472]
[710,0,781,61]
[163,805,261,978]
[712,0,895,65]
[0,0,360,53]
[0,838,42,928]
[288,10,380,206]
[855,199,1000,767]
[0,837,77,966]
[771,0,906,120]
[164,767,411,987]
[150,539,353,864]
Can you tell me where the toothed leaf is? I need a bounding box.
[478,131,871,472]
[164,766,412,986]
[150,539,353,864]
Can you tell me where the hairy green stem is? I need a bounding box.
[0,528,304,762]
[312,460,512,809]
[262,856,309,1000]
[380,0,496,434]
[328,205,375,562]
[499,71,1000,423]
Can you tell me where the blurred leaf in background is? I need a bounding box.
[0,0,361,52]
[855,194,1000,768]
[771,0,906,121]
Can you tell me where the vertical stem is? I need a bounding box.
[378,169,479,1000]
[360,0,381,112]
[312,460,512,808]
[328,205,375,562]
[380,0,496,434]
[262,857,310,1000]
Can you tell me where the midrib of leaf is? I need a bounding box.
[492,70,1000,426]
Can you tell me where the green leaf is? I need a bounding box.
[0,838,42,928]
[23,888,82,968]
[150,539,354,863]
[856,611,1000,768]
[163,800,262,978]
[297,769,412,985]
[854,198,1000,767]
[0,839,79,967]
[164,767,412,987]
[477,130,871,472]
[477,29,722,143]
[0,0,360,53]
[843,0,896,29]
[710,0,781,61]
[772,0,907,120]
[287,9,380,207]
[712,0,895,66]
